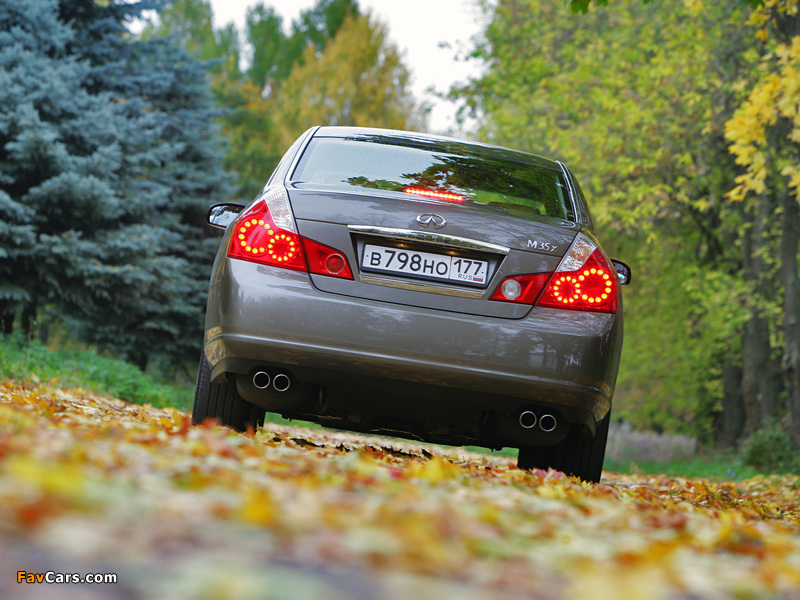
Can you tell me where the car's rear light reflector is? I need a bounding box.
[302,238,353,279]
[490,273,550,304]
[403,187,465,203]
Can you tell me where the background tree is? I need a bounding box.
[245,4,289,88]
[567,0,764,12]
[0,0,141,338]
[724,0,800,444]
[246,0,359,89]
[270,12,422,150]
[226,0,370,197]
[141,0,241,75]
[0,0,233,374]
[159,0,366,198]
[562,0,800,445]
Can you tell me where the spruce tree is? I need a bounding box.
[0,0,131,335]
[0,0,233,372]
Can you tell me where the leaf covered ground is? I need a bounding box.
[1,381,799,600]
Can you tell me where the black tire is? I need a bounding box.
[517,411,611,483]
[192,353,265,432]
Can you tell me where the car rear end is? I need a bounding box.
[199,126,624,481]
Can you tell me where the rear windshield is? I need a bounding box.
[289,136,575,222]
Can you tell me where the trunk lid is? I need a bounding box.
[289,186,579,319]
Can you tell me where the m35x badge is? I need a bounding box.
[416,213,447,229]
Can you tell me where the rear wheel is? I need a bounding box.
[517,411,611,483]
[192,353,265,432]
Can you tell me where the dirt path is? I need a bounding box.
[1,381,798,599]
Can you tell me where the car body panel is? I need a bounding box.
[203,258,620,426]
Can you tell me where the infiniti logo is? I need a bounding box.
[416,213,447,229]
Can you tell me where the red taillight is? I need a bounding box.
[489,233,618,312]
[302,238,353,279]
[537,248,617,313]
[227,188,353,279]
[228,202,306,271]
[490,273,550,304]
[403,187,465,203]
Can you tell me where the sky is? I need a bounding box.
[206,0,488,134]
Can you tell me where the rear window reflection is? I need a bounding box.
[290,137,574,222]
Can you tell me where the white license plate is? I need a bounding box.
[362,244,489,285]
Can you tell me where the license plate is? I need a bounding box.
[362,244,489,286]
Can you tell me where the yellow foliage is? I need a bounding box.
[6,455,85,501]
[406,456,460,483]
[682,0,704,15]
[238,486,278,527]
[781,163,800,189]
[1,382,800,597]
[271,12,422,151]
[725,3,800,203]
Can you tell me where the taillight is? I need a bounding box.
[227,187,352,279]
[228,198,306,271]
[489,233,617,312]
[536,234,617,313]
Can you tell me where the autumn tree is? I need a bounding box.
[462,0,800,446]
[567,0,800,444]
[209,0,365,197]
[246,0,360,89]
[270,11,422,151]
[724,0,800,444]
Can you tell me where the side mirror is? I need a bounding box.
[611,259,632,286]
[208,203,244,229]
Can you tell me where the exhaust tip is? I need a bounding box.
[253,371,271,389]
[272,373,291,392]
[519,411,537,429]
[539,414,557,433]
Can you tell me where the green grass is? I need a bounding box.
[603,456,761,481]
[464,447,763,481]
[0,333,194,411]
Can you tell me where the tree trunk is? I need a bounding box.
[21,300,37,340]
[38,323,50,346]
[132,352,149,372]
[715,359,745,450]
[741,313,775,433]
[0,311,13,334]
[780,189,800,445]
[740,192,778,436]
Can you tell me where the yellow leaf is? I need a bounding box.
[238,487,278,527]
[6,456,85,501]
[407,456,459,483]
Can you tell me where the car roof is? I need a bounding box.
[311,126,563,172]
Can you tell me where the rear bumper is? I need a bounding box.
[204,260,622,425]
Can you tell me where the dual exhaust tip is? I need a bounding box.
[519,410,558,433]
[253,371,291,392]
